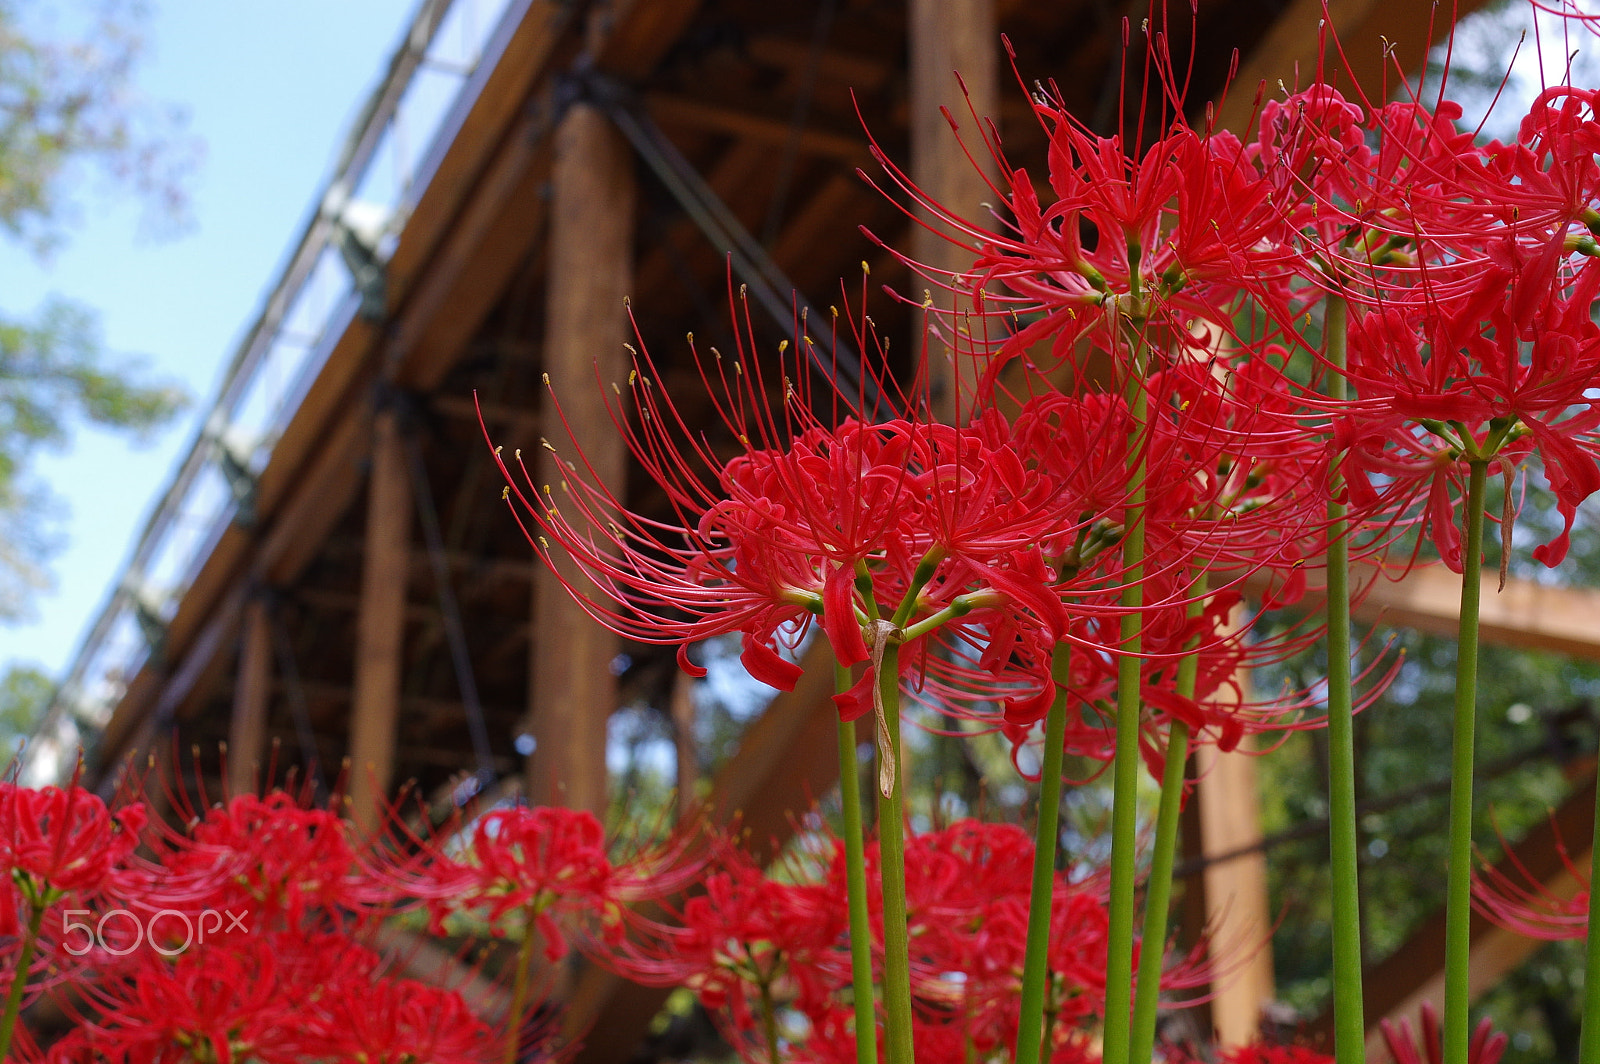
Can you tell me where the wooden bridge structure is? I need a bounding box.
[20,0,1599,1059]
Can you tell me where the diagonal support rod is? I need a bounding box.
[580,72,880,412]
[403,432,497,795]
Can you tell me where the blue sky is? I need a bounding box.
[1,0,413,677]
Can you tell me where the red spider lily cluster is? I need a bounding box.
[605,818,1211,1064]
[9,3,1600,1063]
[0,776,702,1064]
[487,5,1600,1063]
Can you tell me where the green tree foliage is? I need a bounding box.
[0,0,193,624]
[0,661,49,763]
[0,0,197,253]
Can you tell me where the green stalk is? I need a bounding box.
[1581,774,1600,1064]
[1128,719,1190,1064]
[0,898,45,1063]
[1128,573,1208,1063]
[1015,643,1074,1064]
[836,661,880,1064]
[1443,460,1489,1064]
[1103,327,1151,1064]
[1129,569,1209,1062]
[758,976,783,1064]
[876,643,916,1064]
[1323,294,1367,1064]
[503,901,541,1064]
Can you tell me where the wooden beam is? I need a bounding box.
[644,92,870,165]
[348,406,413,831]
[1242,562,1600,663]
[745,35,893,93]
[589,0,703,79]
[526,102,635,816]
[1194,738,1277,1046]
[226,597,273,795]
[909,0,999,422]
[1357,566,1600,663]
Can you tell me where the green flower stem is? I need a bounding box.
[1103,327,1151,1064]
[1443,460,1489,1064]
[1015,643,1074,1064]
[1323,294,1367,1064]
[1581,775,1600,1064]
[503,901,541,1064]
[0,898,46,1064]
[876,643,915,1064]
[1127,719,1190,1064]
[836,661,880,1064]
[1129,569,1207,1064]
[759,977,783,1064]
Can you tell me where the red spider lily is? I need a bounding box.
[0,779,147,1019]
[1481,86,1600,246]
[603,819,1208,1064]
[1471,816,1592,940]
[1328,240,1600,569]
[1378,1001,1508,1064]
[126,789,380,931]
[432,804,704,961]
[862,40,1300,395]
[896,822,1112,1026]
[491,295,1086,727]
[291,972,494,1064]
[76,931,301,1064]
[1219,1046,1334,1064]
[605,841,848,1038]
[0,781,145,919]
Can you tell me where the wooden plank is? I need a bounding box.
[227,597,273,796]
[1357,566,1600,663]
[909,0,999,423]
[348,406,413,830]
[526,102,635,816]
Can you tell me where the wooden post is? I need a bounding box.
[909,0,998,424]
[527,102,635,816]
[1194,735,1277,1046]
[348,405,412,831]
[227,596,273,795]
